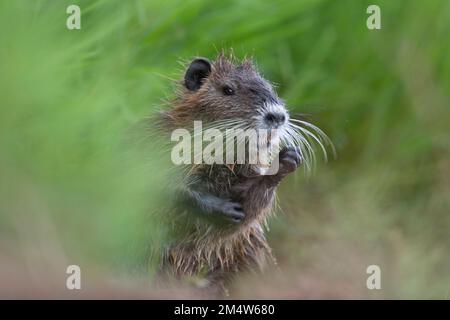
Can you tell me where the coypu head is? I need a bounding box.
[163,53,334,171]
[180,54,289,132]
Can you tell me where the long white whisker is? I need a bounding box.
[285,126,314,172]
[289,122,328,161]
[290,118,336,158]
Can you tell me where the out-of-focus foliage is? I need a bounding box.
[0,0,449,298]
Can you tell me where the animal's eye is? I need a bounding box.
[223,86,235,96]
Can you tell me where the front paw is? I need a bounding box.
[278,147,302,175]
[261,147,302,185]
[221,201,245,222]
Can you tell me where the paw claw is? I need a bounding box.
[222,201,245,222]
[278,147,302,174]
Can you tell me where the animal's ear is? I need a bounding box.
[184,58,211,91]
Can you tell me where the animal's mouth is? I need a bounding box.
[253,110,336,172]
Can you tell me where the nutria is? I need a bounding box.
[155,53,332,293]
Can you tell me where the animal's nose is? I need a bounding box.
[264,112,286,127]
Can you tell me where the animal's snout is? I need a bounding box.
[264,112,286,127]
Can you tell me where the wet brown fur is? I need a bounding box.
[159,53,287,290]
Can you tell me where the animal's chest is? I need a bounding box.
[202,166,241,197]
[200,165,275,219]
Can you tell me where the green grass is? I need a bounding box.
[0,0,449,298]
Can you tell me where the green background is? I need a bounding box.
[0,0,449,298]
